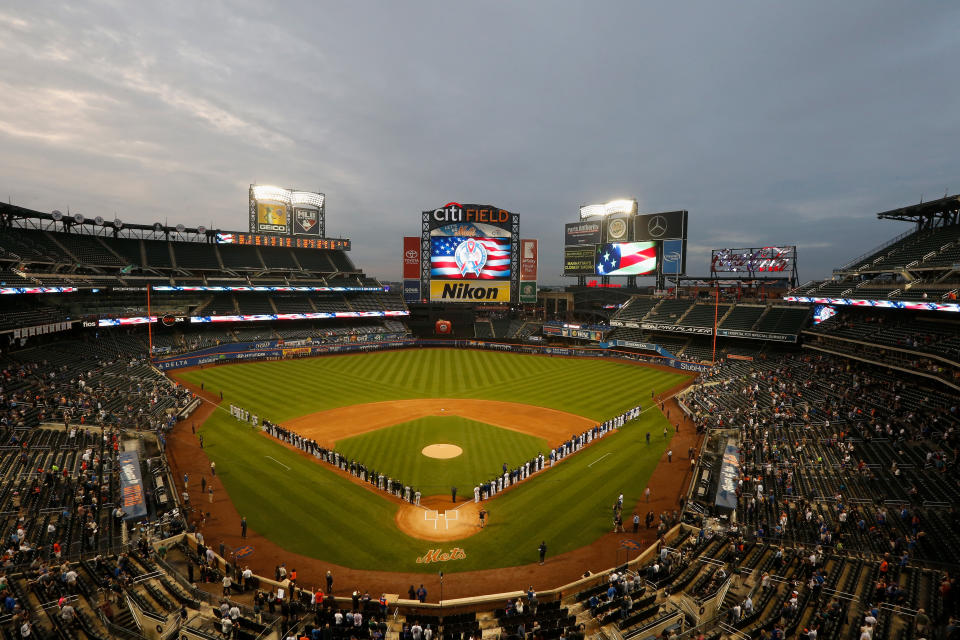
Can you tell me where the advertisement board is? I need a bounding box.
[520,239,538,281]
[403,236,421,279]
[403,279,421,303]
[712,246,796,274]
[519,281,537,304]
[715,328,798,343]
[293,207,321,236]
[595,242,657,276]
[564,221,602,246]
[429,280,511,302]
[118,451,147,520]
[421,202,520,303]
[216,233,349,250]
[424,203,514,233]
[256,202,289,233]
[661,239,686,276]
[563,246,596,275]
[634,210,688,241]
[605,214,631,242]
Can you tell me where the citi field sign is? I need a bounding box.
[426,202,514,230]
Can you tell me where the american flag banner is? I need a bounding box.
[595,242,657,276]
[431,237,511,279]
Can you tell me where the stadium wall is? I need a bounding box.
[153,337,714,372]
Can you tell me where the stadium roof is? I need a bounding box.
[877,193,960,227]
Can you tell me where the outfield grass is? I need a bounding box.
[177,349,683,421]
[334,416,549,494]
[177,349,688,572]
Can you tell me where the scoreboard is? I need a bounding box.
[216,232,349,250]
[563,201,688,281]
[249,185,326,238]
[711,246,796,274]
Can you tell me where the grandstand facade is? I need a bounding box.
[0,195,958,640]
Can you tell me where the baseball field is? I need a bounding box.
[174,348,688,572]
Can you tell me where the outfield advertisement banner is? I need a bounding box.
[543,324,605,341]
[153,334,411,370]
[429,280,511,302]
[154,336,716,374]
[641,322,713,335]
[609,339,676,358]
[715,328,797,343]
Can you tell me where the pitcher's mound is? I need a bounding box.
[422,444,463,459]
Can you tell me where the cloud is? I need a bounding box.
[0,1,957,286]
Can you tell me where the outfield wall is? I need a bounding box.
[153,337,714,373]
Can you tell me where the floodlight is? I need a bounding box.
[579,199,637,218]
[290,191,325,208]
[251,185,292,204]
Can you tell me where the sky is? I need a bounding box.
[1,1,958,285]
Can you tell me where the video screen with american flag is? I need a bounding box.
[595,242,657,276]
[430,237,511,279]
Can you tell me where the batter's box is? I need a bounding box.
[424,509,458,530]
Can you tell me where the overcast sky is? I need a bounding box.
[1,2,958,284]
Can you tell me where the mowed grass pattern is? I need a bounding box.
[177,349,685,422]
[334,416,549,494]
[175,349,688,572]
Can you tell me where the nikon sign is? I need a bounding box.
[429,280,511,302]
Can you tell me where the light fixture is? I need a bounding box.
[579,199,637,218]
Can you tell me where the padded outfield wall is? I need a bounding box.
[153,337,714,373]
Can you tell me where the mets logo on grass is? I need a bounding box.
[416,548,466,564]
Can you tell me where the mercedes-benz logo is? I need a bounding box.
[648,215,668,238]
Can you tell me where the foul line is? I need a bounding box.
[265,456,290,470]
[588,452,612,468]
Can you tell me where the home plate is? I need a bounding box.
[424,509,458,530]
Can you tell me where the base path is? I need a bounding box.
[283,398,596,448]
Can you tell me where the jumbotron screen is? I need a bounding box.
[711,246,796,274]
[595,242,657,276]
[429,236,511,280]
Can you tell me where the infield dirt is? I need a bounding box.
[283,398,595,448]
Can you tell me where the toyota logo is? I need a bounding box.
[405,249,419,259]
[647,215,668,238]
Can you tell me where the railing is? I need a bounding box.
[96,606,148,640]
[836,226,917,272]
